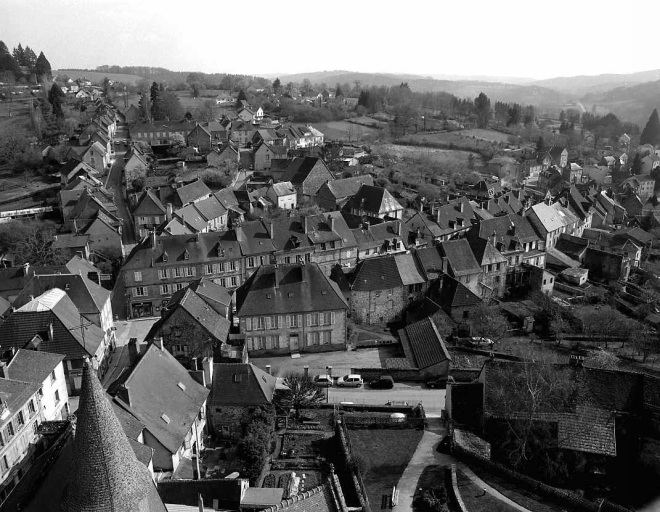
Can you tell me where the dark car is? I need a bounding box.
[369,375,394,389]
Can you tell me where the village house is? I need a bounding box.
[208,363,277,439]
[468,237,508,298]
[350,219,407,260]
[316,175,375,211]
[438,239,483,297]
[525,201,582,250]
[306,212,358,275]
[592,191,627,229]
[130,122,194,147]
[236,220,277,279]
[398,317,452,380]
[0,289,109,394]
[253,142,289,172]
[429,197,477,241]
[235,263,348,356]
[123,146,150,185]
[108,341,209,474]
[332,253,427,325]
[277,157,335,201]
[133,189,168,239]
[265,181,297,210]
[343,184,404,220]
[207,144,239,167]
[620,174,656,202]
[145,280,231,366]
[229,120,257,146]
[121,231,244,318]
[430,274,484,323]
[268,216,315,265]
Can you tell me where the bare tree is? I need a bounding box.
[469,304,509,342]
[273,372,325,419]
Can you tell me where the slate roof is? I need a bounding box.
[470,214,540,251]
[323,175,374,201]
[344,184,403,217]
[237,220,277,256]
[436,276,482,308]
[110,344,209,455]
[235,263,348,316]
[214,188,241,211]
[269,216,313,252]
[405,212,444,239]
[347,253,425,291]
[529,202,579,233]
[351,220,404,249]
[260,483,339,512]
[176,179,211,206]
[6,349,64,384]
[398,317,451,370]
[439,239,481,277]
[175,204,208,232]
[210,363,277,408]
[0,289,105,360]
[13,273,110,319]
[415,246,445,274]
[433,197,476,235]
[281,157,331,186]
[134,189,166,216]
[268,181,296,197]
[468,238,507,267]
[394,253,426,285]
[305,212,356,246]
[61,363,166,512]
[181,278,232,314]
[52,233,90,249]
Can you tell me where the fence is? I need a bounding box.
[336,422,371,512]
[340,414,424,430]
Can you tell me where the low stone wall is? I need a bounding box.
[447,465,468,512]
[351,367,424,382]
[336,422,370,512]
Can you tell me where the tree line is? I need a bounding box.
[0,40,52,84]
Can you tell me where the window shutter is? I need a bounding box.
[306,333,311,346]
[278,335,283,348]
[287,315,291,328]
[298,314,302,327]
[278,316,283,329]
[246,337,253,351]
[265,317,271,329]
[331,312,335,325]
[246,318,252,331]
[307,314,311,326]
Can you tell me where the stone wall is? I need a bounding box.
[350,288,407,325]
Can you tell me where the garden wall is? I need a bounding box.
[451,436,633,512]
[351,367,424,382]
[447,465,468,512]
[336,422,370,512]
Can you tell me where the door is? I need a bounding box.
[289,334,299,352]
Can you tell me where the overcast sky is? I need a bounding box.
[3,0,659,81]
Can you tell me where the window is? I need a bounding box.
[174,283,186,292]
[214,278,227,287]
[230,276,238,287]
[174,267,183,278]
[248,257,256,268]
[320,243,326,251]
[160,285,170,295]
[322,312,334,325]
[257,317,266,330]
[308,313,319,326]
[55,390,60,404]
[50,370,56,383]
[288,314,301,328]
[135,287,147,297]
[134,271,142,282]
[306,332,319,346]
[305,253,311,262]
[206,264,214,275]
[158,269,168,279]
[5,422,14,440]
[163,253,169,263]
[184,251,190,261]
[229,261,237,271]
[285,256,291,264]
[185,266,196,277]
[320,331,332,345]
[28,400,35,416]
[17,411,24,427]
[1,455,7,473]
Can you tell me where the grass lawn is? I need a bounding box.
[348,429,424,509]
[456,469,520,512]
[315,120,381,142]
[412,465,450,512]
[55,69,146,85]
[461,128,512,143]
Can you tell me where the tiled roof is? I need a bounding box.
[111,344,209,454]
[393,253,426,285]
[269,216,313,252]
[214,188,240,210]
[52,233,90,249]
[439,239,481,277]
[237,220,277,256]
[185,278,232,313]
[61,363,166,512]
[0,290,105,360]
[468,238,507,267]
[345,184,403,216]
[472,214,540,248]
[13,273,110,319]
[235,263,348,316]
[281,157,331,186]
[260,483,339,512]
[351,220,403,248]
[405,212,444,239]
[349,255,403,291]
[176,180,211,206]
[415,246,445,274]
[529,202,579,233]
[6,349,64,384]
[210,363,277,407]
[324,175,374,200]
[398,317,451,370]
[434,197,475,235]
[305,212,356,246]
[175,204,208,232]
[269,181,296,197]
[134,189,167,216]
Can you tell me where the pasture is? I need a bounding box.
[314,120,382,142]
[54,69,146,86]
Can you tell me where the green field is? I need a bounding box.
[314,120,382,142]
[461,128,512,143]
[54,69,146,86]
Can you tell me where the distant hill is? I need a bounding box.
[530,69,660,96]
[54,69,147,85]
[581,79,660,126]
[275,70,568,107]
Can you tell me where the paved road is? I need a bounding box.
[327,383,445,417]
[105,135,135,246]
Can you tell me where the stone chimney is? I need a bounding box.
[327,214,334,232]
[397,221,402,237]
[441,256,448,274]
[166,203,173,222]
[128,338,139,366]
[151,230,157,250]
[274,266,281,289]
[202,356,213,388]
[266,365,272,375]
[153,336,164,351]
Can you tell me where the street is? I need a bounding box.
[104,132,136,246]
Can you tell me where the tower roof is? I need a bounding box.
[61,362,166,512]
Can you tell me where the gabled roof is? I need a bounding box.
[345,184,403,216]
[323,175,374,200]
[134,189,166,216]
[433,197,476,235]
[268,181,296,197]
[174,204,208,232]
[52,233,90,249]
[111,344,209,455]
[237,220,277,256]
[269,216,313,252]
[468,237,507,267]
[235,263,348,316]
[405,211,444,239]
[0,289,105,360]
[439,239,481,277]
[61,363,166,512]
[181,278,232,313]
[175,179,211,206]
[394,253,426,285]
[260,482,339,512]
[305,211,356,246]
[192,195,227,222]
[398,317,451,369]
[415,246,445,274]
[348,255,403,291]
[351,220,403,248]
[436,276,482,308]
[281,157,331,186]
[13,273,110,319]
[529,202,579,233]
[0,378,41,434]
[210,363,277,408]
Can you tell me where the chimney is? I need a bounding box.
[441,256,448,274]
[128,338,139,366]
[303,366,309,379]
[397,221,401,237]
[191,357,198,371]
[268,221,273,238]
[22,262,30,277]
[166,203,173,222]
[0,362,7,379]
[360,197,366,213]
[266,365,271,375]
[274,266,281,289]
[202,356,213,388]
[152,230,157,250]
[328,214,334,232]
[458,200,464,213]
[436,208,441,224]
[154,336,164,351]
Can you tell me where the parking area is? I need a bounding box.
[250,345,402,379]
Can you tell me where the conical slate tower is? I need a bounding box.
[61,361,166,512]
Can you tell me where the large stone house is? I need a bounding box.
[234,263,348,356]
[343,184,404,220]
[316,175,374,211]
[277,157,334,201]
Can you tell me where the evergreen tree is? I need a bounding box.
[0,41,9,55]
[12,43,24,65]
[138,92,150,121]
[474,92,491,128]
[335,83,343,98]
[47,83,65,117]
[272,77,281,92]
[630,153,643,175]
[23,46,37,71]
[235,89,247,109]
[34,52,51,80]
[536,136,546,154]
[640,109,660,146]
[150,81,163,120]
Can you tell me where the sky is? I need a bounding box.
[3,0,660,81]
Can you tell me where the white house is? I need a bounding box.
[266,182,297,210]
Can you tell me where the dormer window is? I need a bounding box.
[184,251,190,261]
[163,252,169,263]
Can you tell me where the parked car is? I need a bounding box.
[313,374,334,387]
[426,378,447,389]
[369,375,394,389]
[336,374,363,387]
[470,337,494,347]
